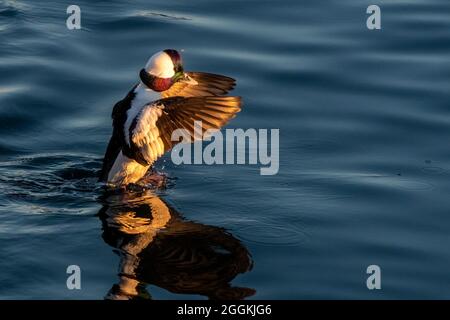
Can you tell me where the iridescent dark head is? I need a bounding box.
[139,49,184,92]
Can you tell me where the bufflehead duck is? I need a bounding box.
[99,49,241,187]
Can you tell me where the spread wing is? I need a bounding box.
[161,72,236,98]
[126,96,241,166]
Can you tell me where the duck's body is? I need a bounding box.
[99,49,241,188]
[100,85,162,186]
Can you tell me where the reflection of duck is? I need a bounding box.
[97,190,255,300]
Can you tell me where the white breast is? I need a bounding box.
[107,151,149,186]
[107,84,162,187]
[124,84,161,146]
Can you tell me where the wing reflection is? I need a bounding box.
[98,190,255,300]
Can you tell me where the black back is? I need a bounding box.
[98,85,137,182]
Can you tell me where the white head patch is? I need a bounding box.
[145,51,175,78]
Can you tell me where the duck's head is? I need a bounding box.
[139,49,184,92]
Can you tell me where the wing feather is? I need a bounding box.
[127,96,241,165]
[161,72,236,98]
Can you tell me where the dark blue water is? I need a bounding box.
[1,0,450,299]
